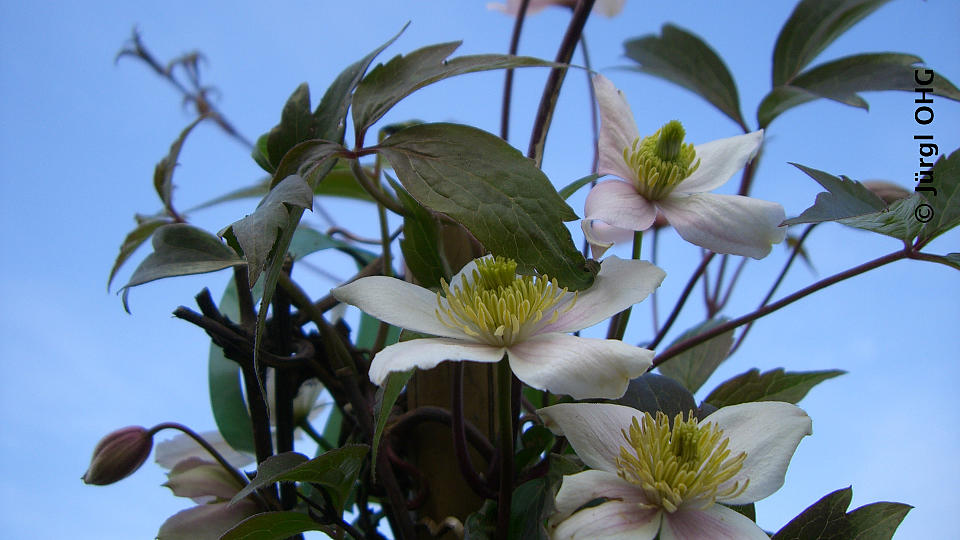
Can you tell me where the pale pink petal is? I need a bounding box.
[446,256,483,293]
[156,500,259,540]
[704,402,812,505]
[676,130,763,193]
[163,457,244,502]
[551,471,661,540]
[509,334,651,399]
[155,431,253,470]
[581,219,635,258]
[538,403,646,472]
[660,504,770,540]
[541,256,665,334]
[594,75,641,183]
[594,0,626,17]
[658,193,785,259]
[583,180,658,232]
[486,0,553,16]
[332,276,470,340]
[368,338,504,385]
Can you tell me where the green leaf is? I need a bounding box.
[657,318,734,394]
[624,24,746,129]
[918,147,960,243]
[558,174,598,200]
[352,43,554,139]
[942,253,960,270]
[725,503,756,523]
[705,368,845,408]
[507,454,582,540]
[759,53,960,127]
[838,192,925,242]
[464,500,497,540]
[782,164,886,226]
[515,425,555,472]
[389,175,446,287]
[371,369,413,478]
[772,487,911,540]
[377,122,596,290]
[221,511,332,540]
[107,216,171,290]
[219,175,313,287]
[120,223,243,310]
[772,0,893,87]
[612,373,697,421]
[231,446,368,513]
[154,116,206,212]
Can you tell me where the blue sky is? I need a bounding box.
[1,1,958,538]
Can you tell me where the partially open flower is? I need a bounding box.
[82,426,154,485]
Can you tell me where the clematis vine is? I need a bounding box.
[487,0,625,18]
[538,401,811,539]
[332,255,665,399]
[582,74,786,259]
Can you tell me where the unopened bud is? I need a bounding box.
[863,180,911,204]
[82,426,153,485]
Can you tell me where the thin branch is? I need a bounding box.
[648,252,715,349]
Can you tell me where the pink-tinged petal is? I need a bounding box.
[677,130,764,193]
[584,180,658,232]
[156,500,259,540]
[332,276,469,340]
[581,219,636,258]
[705,402,812,505]
[658,193,786,259]
[551,471,661,540]
[509,334,652,399]
[446,256,483,292]
[486,0,554,16]
[163,457,244,503]
[368,338,504,385]
[155,431,253,471]
[660,504,770,540]
[542,256,665,334]
[594,0,626,17]
[538,403,647,472]
[594,75,641,183]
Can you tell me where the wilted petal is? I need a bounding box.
[660,504,770,540]
[163,457,244,502]
[155,431,253,471]
[542,256,665,334]
[705,401,812,505]
[156,499,259,540]
[581,219,635,258]
[368,338,504,385]
[676,131,763,193]
[658,193,785,259]
[594,75,641,183]
[509,334,651,399]
[538,403,646,472]
[551,471,661,540]
[583,179,658,232]
[332,276,470,340]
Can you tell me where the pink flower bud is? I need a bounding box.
[863,180,911,204]
[82,426,153,485]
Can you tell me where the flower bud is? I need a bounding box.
[82,426,153,485]
[863,180,911,204]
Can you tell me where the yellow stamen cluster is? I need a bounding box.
[623,120,700,200]
[616,411,748,513]
[435,256,574,347]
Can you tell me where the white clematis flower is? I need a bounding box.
[488,0,625,18]
[583,74,786,259]
[538,401,812,540]
[332,255,665,400]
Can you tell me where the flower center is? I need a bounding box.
[435,256,573,347]
[623,120,700,200]
[616,411,748,513]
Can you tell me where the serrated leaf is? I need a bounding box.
[612,373,697,421]
[558,174,598,200]
[838,192,925,242]
[782,164,886,226]
[219,175,313,287]
[657,318,734,394]
[705,368,845,408]
[352,42,554,139]
[759,53,960,127]
[377,122,595,290]
[919,147,960,243]
[107,217,171,290]
[389,175,445,287]
[220,511,332,540]
[121,223,243,297]
[772,487,911,540]
[231,446,368,513]
[624,24,746,129]
[154,116,206,211]
[772,0,893,87]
